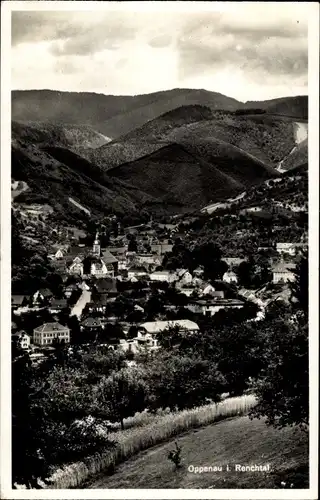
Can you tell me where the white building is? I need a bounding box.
[128,266,149,279]
[222,271,238,284]
[68,257,84,276]
[12,331,30,350]
[139,319,200,336]
[272,263,296,284]
[33,322,70,346]
[135,254,162,267]
[187,299,244,317]
[179,287,197,297]
[90,259,109,277]
[276,242,307,256]
[176,270,193,285]
[149,271,177,283]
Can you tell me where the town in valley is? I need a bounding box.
[7,3,311,493]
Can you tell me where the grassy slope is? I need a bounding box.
[88,416,308,489]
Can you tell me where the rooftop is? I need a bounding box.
[50,299,68,308]
[34,322,69,333]
[101,249,118,265]
[192,299,244,306]
[150,270,172,276]
[223,271,237,277]
[273,263,297,273]
[11,295,28,305]
[67,246,88,258]
[140,320,199,334]
[81,317,103,328]
[94,278,117,293]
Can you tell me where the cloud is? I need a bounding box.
[12,11,139,55]
[177,8,308,85]
[148,34,173,49]
[11,5,308,101]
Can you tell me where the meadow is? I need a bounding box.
[88,415,308,489]
[48,394,256,488]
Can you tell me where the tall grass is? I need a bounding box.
[48,394,256,489]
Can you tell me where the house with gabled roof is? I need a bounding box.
[12,331,30,350]
[33,322,70,346]
[222,271,238,284]
[149,270,177,283]
[92,278,118,297]
[68,256,84,276]
[139,320,200,336]
[80,317,104,332]
[128,265,149,280]
[272,263,296,284]
[33,288,53,304]
[11,295,30,309]
[90,257,109,278]
[101,249,118,275]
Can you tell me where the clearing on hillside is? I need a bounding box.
[87,416,308,489]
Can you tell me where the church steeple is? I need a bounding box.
[93,231,100,257]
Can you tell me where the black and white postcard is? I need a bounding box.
[1,1,319,499]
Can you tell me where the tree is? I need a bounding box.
[12,356,112,488]
[145,292,165,320]
[193,242,227,281]
[250,315,308,429]
[95,367,148,430]
[127,235,138,252]
[236,260,254,288]
[146,352,225,411]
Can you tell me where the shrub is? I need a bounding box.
[168,441,182,469]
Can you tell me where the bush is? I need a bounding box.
[168,441,182,469]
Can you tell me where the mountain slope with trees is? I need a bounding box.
[12,89,307,139]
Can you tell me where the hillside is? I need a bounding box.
[12,89,308,140]
[87,416,308,489]
[87,105,286,179]
[11,141,154,222]
[12,89,241,139]
[107,143,254,211]
[278,139,308,172]
[12,120,111,151]
[11,92,307,220]
[244,95,308,120]
[86,104,215,170]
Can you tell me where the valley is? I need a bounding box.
[10,87,309,492]
[11,90,308,222]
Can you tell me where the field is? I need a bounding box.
[87,416,308,489]
[48,395,256,488]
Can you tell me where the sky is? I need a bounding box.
[11,2,309,102]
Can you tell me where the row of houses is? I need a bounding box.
[13,318,200,351]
